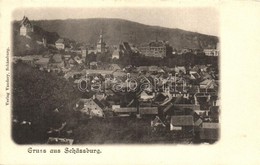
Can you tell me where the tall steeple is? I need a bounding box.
[99,29,103,42]
[97,29,106,53]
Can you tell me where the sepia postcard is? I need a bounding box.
[0,0,260,164]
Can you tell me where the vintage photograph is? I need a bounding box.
[11,7,220,145]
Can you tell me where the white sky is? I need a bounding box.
[13,7,219,36]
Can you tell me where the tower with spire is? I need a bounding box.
[96,29,106,53]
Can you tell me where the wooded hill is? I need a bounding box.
[29,18,218,49]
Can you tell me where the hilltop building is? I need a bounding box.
[203,49,219,56]
[139,40,166,58]
[97,30,106,53]
[203,42,220,56]
[20,16,34,36]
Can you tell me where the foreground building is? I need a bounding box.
[75,98,105,118]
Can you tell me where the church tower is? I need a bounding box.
[97,29,106,53]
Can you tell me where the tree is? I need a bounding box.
[12,62,81,144]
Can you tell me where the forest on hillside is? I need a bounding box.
[29,18,218,49]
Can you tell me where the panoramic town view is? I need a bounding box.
[12,9,220,144]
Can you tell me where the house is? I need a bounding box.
[112,105,120,110]
[34,57,50,69]
[194,110,207,117]
[140,91,155,101]
[163,102,174,113]
[190,72,201,80]
[154,93,168,103]
[194,118,203,131]
[203,49,219,56]
[198,65,208,72]
[36,37,47,47]
[94,92,106,101]
[190,65,201,73]
[99,99,111,109]
[180,48,192,54]
[113,107,137,115]
[106,93,121,105]
[139,40,166,58]
[163,95,184,113]
[194,93,211,110]
[112,48,120,59]
[148,66,160,73]
[139,107,158,115]
[175,66,186,74]
[199,122,219,141]
[64,58,77,68]
[109,64,121,70]
[209,106,220,122]
[170,115,194,131]
[173,104,201,111]
[201,72,212,80]
[63,55,71,60]
[81,47,87,59]
[49,54,64,68]
[200,79,217,89]
[136,66,149,73]
[55,38,65,50]
[151,116,166,129]
[75,98,105,117]
[20,16,34,36]
[74,56,83,64]
[90,62,98,69]
[47,122,67,134]
[14,55,35,66]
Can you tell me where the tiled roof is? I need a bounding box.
[93,98,105,109]
[55,38,64,44]
[171,115,194,126]
[202,122,219,129]
[199,128,219,140]
[200,123,219,140]
[52,54,63,63]
[139,107,158,115]
[113,107,137,113]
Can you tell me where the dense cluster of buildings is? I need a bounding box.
[14,16,220,144]
[57,61,218,142]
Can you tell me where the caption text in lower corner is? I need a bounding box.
[27,147,102,154]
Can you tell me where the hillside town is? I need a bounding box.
[12,16,220,144]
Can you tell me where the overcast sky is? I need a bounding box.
[13,7,219,36]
